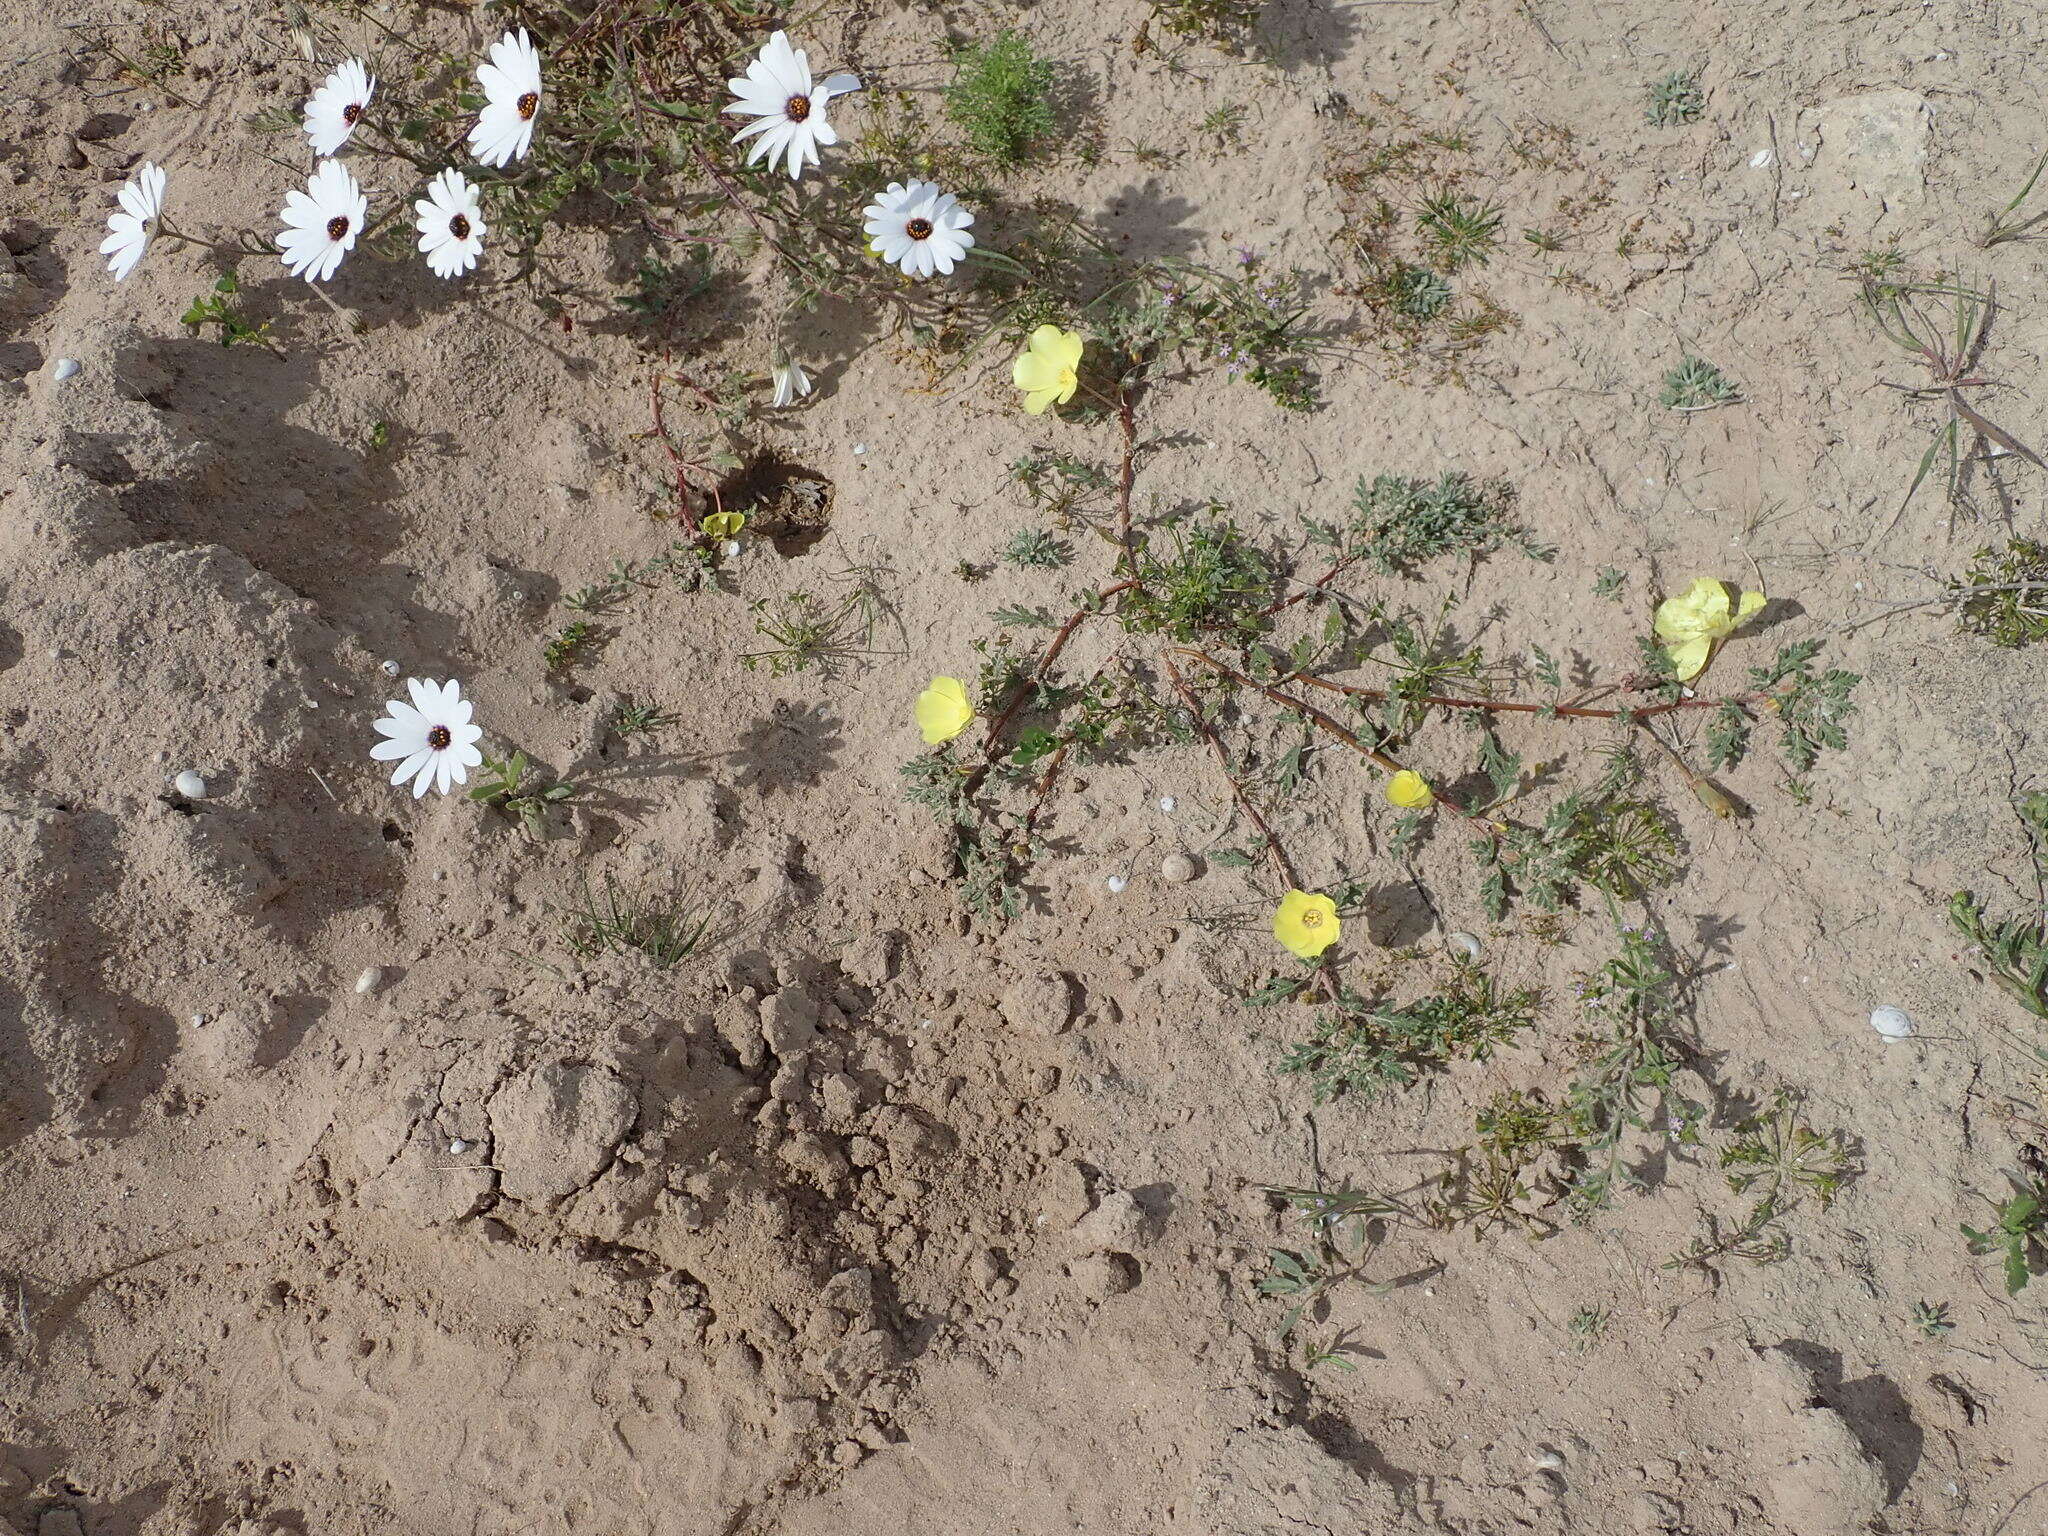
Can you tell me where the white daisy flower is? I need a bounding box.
[469,28,543,168]
[771,350,812,408]
[370,678,484,799]
[100,161,167,282]
[277,158,367,284]
[414,168,486,278]
[863,180,975,280]
[303,57,376,157]
[725,30,860,181]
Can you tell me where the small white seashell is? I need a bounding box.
[354,966,385,995]
[173,770,209,798]
[51,358,81,383]
[449,1137,470,1155]
[1447,931,1483,961]
[1749,147,1774,168]
[1160,852,1197,884]
[1870,1005,1915,1041]
[852,443,868,455]
[380,659,401,677]
[1158,795,1176,813]
[1105,874,1128,894]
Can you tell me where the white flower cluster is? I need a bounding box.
[101,29,542,286]
[725,31,977,280]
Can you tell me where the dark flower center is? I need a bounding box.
[343,102,363,125]
[449,214,471,239]
[906,217,934,241]
[785,93,811,122]
[517,91,539,121]
[326,216,350,240]
[427,725,452,750]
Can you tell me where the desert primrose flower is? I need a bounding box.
[725,31,860,181]
[469,28,543,168]
[1654,577,1764,681]
[101,162,166,281]
[303,57,376,157]
[370,678,484,798]
[277,158,367,283]
[414,168,486,278]
[915,676,976,745]
[1274,890,1340,960]
[1012,325,1084,415]
[1386,769,1435,810]
[701,511,747,541]
[864,180,975,279]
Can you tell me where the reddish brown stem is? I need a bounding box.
[974,580,1140,758]
[1261,554,1364,618]
[1182,652,1502,839]
[648,370,725,529]
[1115,389,1138,556]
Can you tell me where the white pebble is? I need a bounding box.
[852,443,868,455]
[380,660,401,677]
[1447,931,1483,961]
[1105,874,1128,894]
[1870,1005,1915,1041]
[1749,147,1774,168]
[1160,853,1197,884]
[172,770,210,798]
[354,966,385,995]
[449,1138,470,1155]
[1158,795,1176,813]
[51,358,81,383]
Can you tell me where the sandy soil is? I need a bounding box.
[5,0,2048,1532]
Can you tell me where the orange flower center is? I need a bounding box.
[1300,909,1323,928]
[343,102,363,125]
[325,216,350,240]
[906,217,934,241]
[517,91,539,121]
[427,726,452,750]
[786,94,811,122]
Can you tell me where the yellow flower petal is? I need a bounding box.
[1664,635,1713,680]
[1273,889,1341,960]
[1013,326,1084,414]
[1734,589,1765,626]
[915,676,976,745]
[1654,577,1731,643]
[1386,769,1435,810]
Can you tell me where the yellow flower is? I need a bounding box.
[1011,325,1084,416]
[1653,577,1765,681]
[1273,889,1341,960]
[915,676,976,745]
[702,511,747,541]
[1386,769,1435,810]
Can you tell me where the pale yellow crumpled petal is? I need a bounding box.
[915,676,975,744]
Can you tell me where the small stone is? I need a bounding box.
[1069,1251,1139,1299]
[381,659,402,676]
[1447,931,1483,961]
[449,1138,470,1155]
[1160,852,1198,884]
[1105,874,1128,894]
[1870,1005,1915,1041]
[1749,147,1774,168]
[1071,1188,1152,1253]
[355,966,385,995]
[1000,970,1078,1037]
[1158,795,1177,812]
[173,769,210,798]
[51,357,81,382]
[830,1440,865,1468]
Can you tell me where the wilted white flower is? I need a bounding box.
[100,161,167,282]
[469,28,542,168]
[277,158,367,283]
[725,30,859,180]
[414,168,485,278]
[370,678,484,798]
[863,179,974,279]
[770,350,812,408]
[303,57,376,157]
